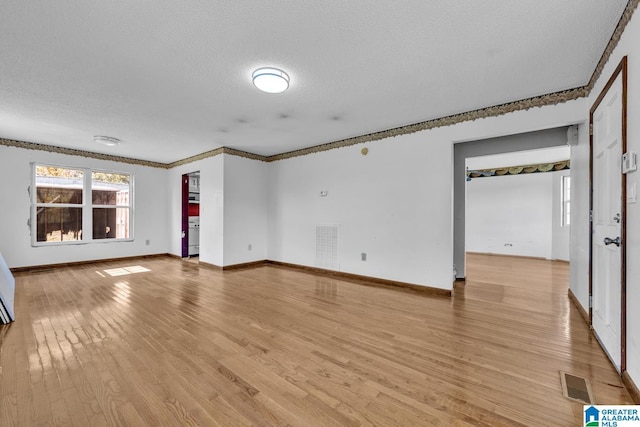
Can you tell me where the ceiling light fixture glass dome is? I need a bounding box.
[93,135,121,147]
[252,67,290,93]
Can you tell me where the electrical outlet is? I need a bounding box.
[145,239,150,246]
[248,244,252,251]
[320,190,328,197]
[361,252,367,261]
[504,243,512,247]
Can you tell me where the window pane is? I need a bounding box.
[563,176,571,201]
[92,189,117,205]
[93,208,129,239]
[92,172,130,206]
[36,187,83,204]
[36,166,83,204]
[92,172,130,185]
[36,166,84,179]
[36,207,83,242]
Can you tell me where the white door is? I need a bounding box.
[591,73,623,372]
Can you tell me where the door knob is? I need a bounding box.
[604,237,621,247]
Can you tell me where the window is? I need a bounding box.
[92,171,131,240]
[34,166,84,243]
[561,175,571,226]
[32,164,133,245]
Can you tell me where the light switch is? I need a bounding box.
[623,151,638,174]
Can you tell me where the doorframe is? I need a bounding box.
[589,55,627,372]
[181,173,189,258]
[452,128,571,280]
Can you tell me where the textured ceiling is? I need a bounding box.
[0,1,629,163]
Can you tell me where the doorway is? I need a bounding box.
[453,127,572,279]
[181,171,200,259]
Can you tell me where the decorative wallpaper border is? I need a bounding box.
[266,88,586,162]
[167,147,225,168]
[0,137,269,169]
[0,138,167,168]
[1,1,637,169]
[585,0,640,93]
[467,160,570,180]
[167,147,267,168]
[265,0,638,163]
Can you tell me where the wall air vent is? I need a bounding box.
[316,225,339,270]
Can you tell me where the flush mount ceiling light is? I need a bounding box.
[93,135,121,147]
[252,67,290,93]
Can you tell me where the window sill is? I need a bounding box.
[32,238,135,247]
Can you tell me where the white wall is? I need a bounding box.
[572,5,640,388]
[199,156,225,266]
[167,154,267,268]
[569,122,591,308]
[267,99,585,290]
[466,172,555,259]
[268,132,453,289]
[168,155,224,266]
[0,145,169,268]
[223,155,268,266]
[0,251,15,321]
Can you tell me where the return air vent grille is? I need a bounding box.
[560,371,594,404]
[316,225,338,270]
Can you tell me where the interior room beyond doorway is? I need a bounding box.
[465,146,571,262]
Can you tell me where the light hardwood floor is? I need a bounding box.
[0,254,633,426]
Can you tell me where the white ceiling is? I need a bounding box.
[0,1,628,163]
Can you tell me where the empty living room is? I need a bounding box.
[1,1,640,425]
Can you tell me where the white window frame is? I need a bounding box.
[31,163,134,246]
[561,175,571,227]
[91,168,134,242]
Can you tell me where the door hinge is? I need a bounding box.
[589,124,593,136]
[589,295,592,308]
[589,210,593,222]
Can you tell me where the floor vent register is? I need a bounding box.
[560,371,594,404]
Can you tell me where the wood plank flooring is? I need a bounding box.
[0,253,633,426]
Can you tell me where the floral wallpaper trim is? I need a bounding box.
[0,138,168,168]
[167,147,267,168]
[585,0,639,93]
[467,160,570,179]
[266,88,585,162]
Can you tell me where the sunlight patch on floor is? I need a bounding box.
[102,265,151,277]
